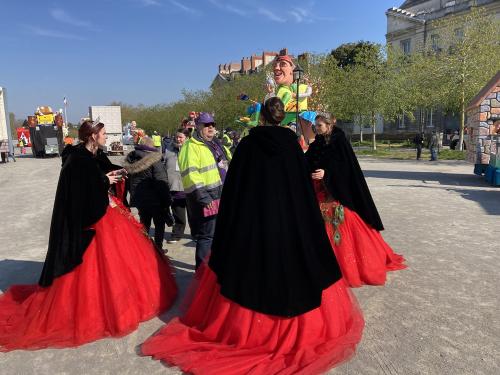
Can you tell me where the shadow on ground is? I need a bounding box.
[0,259,43,291]
[364,169,495,188]
[388,183,500,216]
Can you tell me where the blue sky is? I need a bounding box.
[0,0,400,123]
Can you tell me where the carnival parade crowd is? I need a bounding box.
[0,55,407,375]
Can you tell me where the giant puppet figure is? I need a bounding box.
[267,54,312,112]
[235,54,315,147]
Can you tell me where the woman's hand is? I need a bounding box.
[106,171,120,185]
[311,169,325,180]
[112,168,128,178]
[205,201,214,210]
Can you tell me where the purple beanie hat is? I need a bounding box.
[196,112,215,125]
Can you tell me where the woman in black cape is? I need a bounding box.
[0,121,177,351]
[305,113,406,288]
[142,98,364,375]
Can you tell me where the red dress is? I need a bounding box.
[314,180,406,287]
[0,197,177,351]
[141,264,364,375]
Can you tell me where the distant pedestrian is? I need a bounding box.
[164,128,191,243]
[413,132,424,160]
[125,136,172,251]
[429,131,439,161]
[152,131,162,152]
[19,139,26,155]
[178,112,231,268]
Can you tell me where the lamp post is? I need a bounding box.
[63,97,68,128]
[293,64,304,137]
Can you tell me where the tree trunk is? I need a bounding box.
[371,111,377,151]
[360,125,364,143]
[458,88,465,151]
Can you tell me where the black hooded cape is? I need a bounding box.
[208,126,342,318]
[305,127,384,231]
[38,144,119,287]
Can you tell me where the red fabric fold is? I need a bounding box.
[142,265,364,375]
[0,200,177,351]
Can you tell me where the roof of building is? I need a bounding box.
[400,0,429,9]
[467,71,500,111]
[386,6,418,18]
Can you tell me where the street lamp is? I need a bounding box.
[293,64,304,138]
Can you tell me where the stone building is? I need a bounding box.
[384,0,500,137]
[465,71,500,167]
[213,48,290,85]
[386,0,500,55]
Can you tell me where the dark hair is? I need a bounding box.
[79,121,104,144]
[261,97,286,125]
[176,128,191,137]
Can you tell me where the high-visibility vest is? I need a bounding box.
[152,134,162,147]
[178,136,231,195]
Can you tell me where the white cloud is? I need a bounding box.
[209,0,248,16]
[257,8,285,23]
[169,0,198,14]
[138,0,162,6]
[50,8,92,28]
[25,25,86,41]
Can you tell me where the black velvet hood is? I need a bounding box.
[305,127,384,231]
[38,144,119,287]
[208,126,342,317]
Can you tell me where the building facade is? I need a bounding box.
[386,0,500,55]
[384,0,500,138]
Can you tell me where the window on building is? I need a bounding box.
[400,39,411,55]
[426,109,434,127]
[431,34,440,52]
[398,114,406,129]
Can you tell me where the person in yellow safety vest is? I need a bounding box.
[222,129,233,149]
[178,112,231,269]
[152,131,162,151]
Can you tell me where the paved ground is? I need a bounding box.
[0,155,499,375]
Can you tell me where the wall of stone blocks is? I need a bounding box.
[467,85,500,164]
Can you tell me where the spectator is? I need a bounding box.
[221,128,233,149]
[178,112,231,268]
[124,136,172,251]
[164,128,191,243]
[413,132,424,160]
[161,133,171,154]
[152,131,162,152]
[429,131,439,161]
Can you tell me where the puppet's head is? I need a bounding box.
[273,55,295,86]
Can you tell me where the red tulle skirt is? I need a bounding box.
[314,180,407,288]
[0,199,177,352]
[142,265,364,375]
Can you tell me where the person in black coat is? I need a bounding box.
[306,114,384,231]
[413,132,424,160]
[124,137,172,251]
[0,121,178,351]
[209,98,342,317]
[141,97,364,375]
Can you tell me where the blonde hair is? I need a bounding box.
[315,113,337,142]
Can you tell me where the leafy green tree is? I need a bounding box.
[430,7,500,150]
[330,41,380,68]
